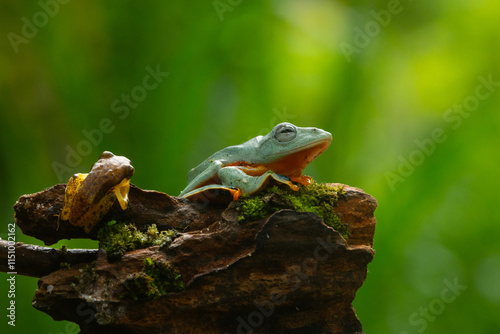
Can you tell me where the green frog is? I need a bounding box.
[180,123,332,201]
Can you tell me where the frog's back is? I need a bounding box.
[186,137,260,184]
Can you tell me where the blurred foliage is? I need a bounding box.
[1,1,499,333]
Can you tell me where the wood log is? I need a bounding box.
[8,183,377,333]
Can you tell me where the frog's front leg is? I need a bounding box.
[218,167,299,196]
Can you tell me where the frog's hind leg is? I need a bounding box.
[180,160,224,197]
[218,167,298,195]
[181,184,239,202]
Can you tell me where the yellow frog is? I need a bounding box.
[59,151,134,233]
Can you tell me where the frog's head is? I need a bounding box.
[257,123,332,177]
[89,151,135,210]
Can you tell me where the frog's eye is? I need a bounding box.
[274,123,297,142]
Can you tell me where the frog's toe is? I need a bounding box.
[229,187,242,201]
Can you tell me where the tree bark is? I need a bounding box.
[0,240,96,278]
[6,183,377,334]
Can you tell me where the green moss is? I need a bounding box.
[237,197,269,221]
[122,274,157,301]
[60,262,71,269]
[143,258,185,294]
[97,222,177,259]
[236,181,349,238]
[71,261,97,292]
[120,258,184,300]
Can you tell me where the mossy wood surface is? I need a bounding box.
[9,182,377,334]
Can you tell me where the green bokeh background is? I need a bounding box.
[1,1,499,333]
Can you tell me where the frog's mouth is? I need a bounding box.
[263,138,332,178]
